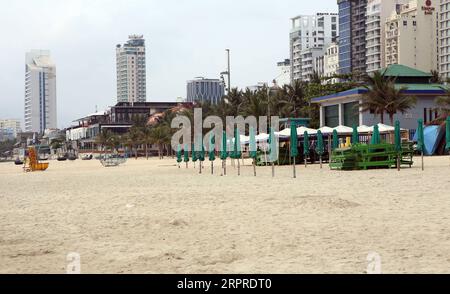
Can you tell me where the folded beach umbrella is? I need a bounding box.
[198,140,205,174]
[352,124,359,145]
[417,119,425,153]
[417,119,425,171]
[303,131,310,167]
[234,127,242,176]
[220,131,228,175]
[209,134,216,175]
[192,143,198,163]
[395,121,402,171]
[209,134,216,161]
[199,142,205,162]
[220,131,228,160]
[249,127,257,176]
[183,144,190,168]
[395,121,402,152]
[446,116,450,152]
[371,124,381,145]
[249,127,257,160]
[233,127,242,159]
[268,128,277,177]
[176,145,182,167]
[290,123,299,158]
[332,129,339,151]
[290,123,298,178]
[316,130,324,169]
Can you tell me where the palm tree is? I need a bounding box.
[141,127,153,160]
[310,70,322,84]
[223,88,242,116]
[242,88,267,118]
[360,71,392,124]
[384,85,417,126]
[361,71,417,125]
[430,70,442,84]
[150,125,171,159]
[436,88,450,115]
[96,129,113,155]
[281,80,308,118]
[128,126,143,160]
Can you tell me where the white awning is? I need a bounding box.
[334,125,354,134]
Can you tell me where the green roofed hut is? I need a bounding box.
[311,64,446,131]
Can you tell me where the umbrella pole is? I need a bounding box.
[224,159,227,176]
[199,162,202,174]
[304,158,307,168]
[253,158,256,177]
[421,151,424,171]
[186,162,188,169]
[320,156,323,169]
[293,157,296,179]
[211,161,214,175]
[238,158,241,176]
[397,153,400,172]
[271,163,275,178]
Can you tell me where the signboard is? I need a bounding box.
[422,0,435,15]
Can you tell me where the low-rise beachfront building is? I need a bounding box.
[66,102,189,152]
[311,64,445,130]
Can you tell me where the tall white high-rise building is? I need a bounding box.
[385,0,438,73]
[116,35,147,103]
[275,59,291,87]
[24,50,57,133]
[439,0,450,78]
[290,13,339,82]
[365,0,409,73]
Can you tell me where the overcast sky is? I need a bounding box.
[0,0,336,128]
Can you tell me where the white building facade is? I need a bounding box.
[300,47,327,81]
[24,50,57,134]
[324,43,340,84]
[439,0,450,78]
[290,13,339,82]
[385,0,438,73]
[366,0,409,73]
[275,59,291,87]
[116,35,147,103]
[0,119,21,141]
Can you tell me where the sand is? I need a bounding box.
[0,156,449,274]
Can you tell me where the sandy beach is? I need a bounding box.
[0,157,449,274]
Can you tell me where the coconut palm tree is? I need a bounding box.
[128,126,143,160]
[224,88,243,116]
[360,71,392,124]
[361,72,417,125]
[436,88,450,115]
[384,85,417,126]
[281,80,308,118]
[141,127,153,160]
[150,125,171,159]
[430,70,442,84]
[242,88,267,118]
[96,129,113,155]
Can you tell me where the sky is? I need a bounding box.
[0,0,337,128]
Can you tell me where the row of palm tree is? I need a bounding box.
[177,79,359,130]
[96,118,172,160]
[95,69,450,160]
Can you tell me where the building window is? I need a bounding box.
[344,102,359,127]
[325,105,339,128]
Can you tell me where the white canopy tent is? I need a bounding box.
[333,125,353,134]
